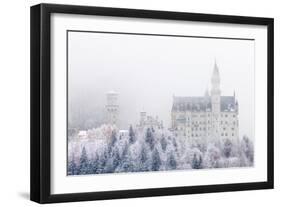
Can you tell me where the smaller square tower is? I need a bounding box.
[105,91,119,126]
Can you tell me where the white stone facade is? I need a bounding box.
[171,62,239,141]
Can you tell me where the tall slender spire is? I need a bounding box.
[212,59,220,81]
[211,59,220,92]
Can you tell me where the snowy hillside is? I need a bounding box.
[68,125,254,175]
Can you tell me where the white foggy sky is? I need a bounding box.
[68,31,254,139]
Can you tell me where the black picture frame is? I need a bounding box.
[30,3,274,204]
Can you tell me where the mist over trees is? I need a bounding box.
[68,125,254,175]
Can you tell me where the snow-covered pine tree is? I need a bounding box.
[121,142,129,160]
[106,130,117,156]
[223,138,232,158]
[145,128,155,150]
[105,146,121,173]
[151,148,161,171]
[167,153,177,170]
[68,154,78,175]
[241,135,254,164]
[172,137,178,150]
[160,135,168,151]
[139,145,149,171]
[112,147,121,171]
[88,153,99,174]
[79,146,90,174]
[129,125,136,144]
[204,144,220,168]
[96,149,108,174]
[191,149,203,169]
[119,150,135,172]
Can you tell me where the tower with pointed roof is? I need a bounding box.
[211,60,221,139]
[171,60,239,142]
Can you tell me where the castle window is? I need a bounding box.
[233,115,236,117]
[221,133,224,136]
[225,133,228,136]
[221,121,223,124]
[233,121,236,125]
[225,121,228,124]
[232,133,234,136]
[232,128,234,130]
[225,114,228,117]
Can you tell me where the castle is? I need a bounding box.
[171,61,239,141]
[138,111,163,129]
[104,61,239,141]
[105,91,164,130]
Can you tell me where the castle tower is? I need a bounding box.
[105,91,119,126]
[211,60,221,139]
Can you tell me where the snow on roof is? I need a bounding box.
[78,130,87,136]
[119,130,129,133]
[172,96,237,112]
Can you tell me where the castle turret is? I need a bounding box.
[105,91,119,126]
[211,60,221,139]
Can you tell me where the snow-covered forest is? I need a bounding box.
[68,125,254,175]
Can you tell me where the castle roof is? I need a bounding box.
[172,96,237,112]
